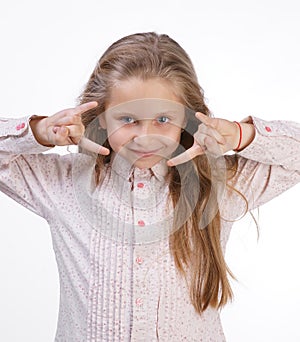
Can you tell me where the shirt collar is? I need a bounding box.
[110,153,168,182]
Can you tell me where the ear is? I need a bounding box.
[99,113,107,129]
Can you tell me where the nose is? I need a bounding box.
[132,120,157,145]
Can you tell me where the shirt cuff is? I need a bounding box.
[236,115,300,168]
[0,115,53,154]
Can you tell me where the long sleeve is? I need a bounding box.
[224,115,300,220]
[0,116,50,155]
[0,116,71,219]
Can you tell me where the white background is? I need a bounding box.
[0,0,299,341]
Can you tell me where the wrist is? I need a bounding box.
[233,122,255,152]
[29,116,53,147]
[233,121,242,151]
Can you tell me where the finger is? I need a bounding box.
[195,113,226,145]
[72,101,98,116]
[64,124,85,144]
[52,125,70,136]
[202,135,224,157]
[78,136,110,155]
[195,112,224,136]
[51,114,83,126]
[195,112,216,127]
[167,144,205,166]
[50,102,98,124]
[195,126,226,146]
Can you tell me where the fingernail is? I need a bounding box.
[101,147,110,155]
[86,101,98,108]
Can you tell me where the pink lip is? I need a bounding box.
[129,148,161,157]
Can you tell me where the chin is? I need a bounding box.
[133,156,163,169]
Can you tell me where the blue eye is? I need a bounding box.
[120,116,135,124]
[157,116,169,124]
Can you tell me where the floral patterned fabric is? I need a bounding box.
[0,115,299,341]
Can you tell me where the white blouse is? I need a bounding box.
[0,115,299,341]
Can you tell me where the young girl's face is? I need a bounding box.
[101,78,186,169]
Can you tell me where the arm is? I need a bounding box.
[0,116,59,217]
[0,102,107,217]
[165,112,299,219]
[224,116,300,219]
[28,102,109,155]
[236,115,300,171]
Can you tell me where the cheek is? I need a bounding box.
[107,127,132,152]
[166,128,183,152]
[157,128,182,154]
[166,126,182,144]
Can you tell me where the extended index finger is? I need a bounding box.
[73,101,98,116]
[167,144,205,167]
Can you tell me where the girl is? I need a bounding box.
[0,32,299,341]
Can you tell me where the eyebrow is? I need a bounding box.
[109,110,181,118]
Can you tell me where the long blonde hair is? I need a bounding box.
[78,32,240,313]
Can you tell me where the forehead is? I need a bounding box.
[105,98,185,119]
[106,77,182,106]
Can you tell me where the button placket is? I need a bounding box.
[137,219,145,227]
[135,297,143,306]
[134,178,151,202]
[136,256,144,265]
[131,244,161,340]
[137,182,144,189]
[132,246,147,327]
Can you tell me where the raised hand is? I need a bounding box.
[29,101,110,155]
[167,112,254,166]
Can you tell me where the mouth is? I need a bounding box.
[129,148,161,158]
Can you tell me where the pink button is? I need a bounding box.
[136,257,144,265]
[137,182,144,188]
[16,122,26,130]
[136,297,143,306]
[265,126,272,132]
[137,220,145,227]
